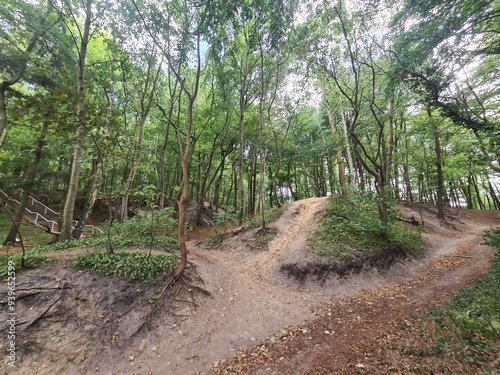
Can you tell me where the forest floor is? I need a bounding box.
[1,197,499,375]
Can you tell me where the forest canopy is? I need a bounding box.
[1,0,499,245]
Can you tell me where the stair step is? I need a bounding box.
[0,188,102,237]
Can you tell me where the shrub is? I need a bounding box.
[309,193,424,260]
[106,208,178,250]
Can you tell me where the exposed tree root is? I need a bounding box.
[23,286,65,330]
[129,274,181,337]
[130,265,212,337]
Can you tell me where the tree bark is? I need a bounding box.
[429,107,445,219]
[322,84,347,196]
[172,34,201,279]
[59,0,92,241]
[237,55,248,225]
[340,111,355,186]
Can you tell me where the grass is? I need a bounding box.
[309,193,424,262]
[403,230,500,373]
[0,212,54,247]
[0,213,56,277]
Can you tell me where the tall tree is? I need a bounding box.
[58,0,95,241]
[131,0,203,278]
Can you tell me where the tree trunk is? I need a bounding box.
[385,96,395,196]
[402,135,413,202]
[172,34,201,279]
[340,111,355,186]
[488,179,500,209]
[238,86,247,225]
[429,108,445,219]
[72,158,103,239]
[213,153,225,212]
[158,108,173,209]
[322,85,347,196]
[59,0,92,241]
[0,90,7,148]
[472,174,485,209]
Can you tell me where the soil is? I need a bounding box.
[1,197,499,375]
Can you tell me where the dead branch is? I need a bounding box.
[232,225,247,235]
[0,319,31,332]
[165,312,191,317]
[0,291,41,303]
[396,216,421,226]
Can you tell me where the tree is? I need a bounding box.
[0,1,59,148]
[131,0,203,278]
[55,0,98,241]
[390,0,500,173]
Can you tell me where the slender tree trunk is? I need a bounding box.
[340,111,355,186]
[0,90,7,148]
[323,85,347,196]
[461,177,474,209]
[119,61,161,221]
[73,88,112,238]
[403,139,413,202]
[72,158,103,239]
[59,0,92,241]
[158,112,173,209]
[119,117,146,222]
[472,174,485,209]
[238,67,248,225]
[385,96,395,195]
[232,159,238,212]
[488,180,500,209]
[429,108,445,219]
[172,34,201,279]
[213,153,225,212]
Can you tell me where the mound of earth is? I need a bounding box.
[1,198,498,375]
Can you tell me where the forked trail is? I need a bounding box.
[1,200,498,375]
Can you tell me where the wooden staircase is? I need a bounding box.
[0,188,102,237]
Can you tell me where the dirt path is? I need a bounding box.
[1,199,498,375]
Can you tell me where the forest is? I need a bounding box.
[1,0,499,259]
[1,1,500,374]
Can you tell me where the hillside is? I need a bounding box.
[0,199,498,374]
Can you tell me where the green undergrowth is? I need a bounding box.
[33,208,179,253]
[105,209,178,250]
[73,251,178,283]
[0,250,55,277]
[309,193,424,263]
[406,230,500,373]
